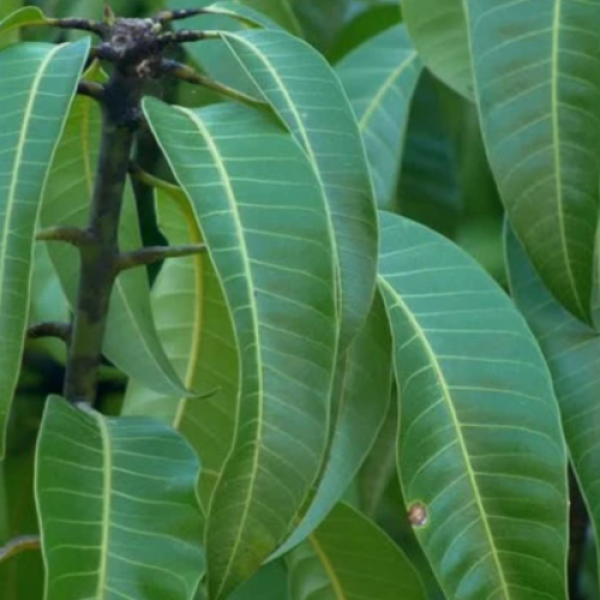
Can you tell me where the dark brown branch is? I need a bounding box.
[36,226,94,248]
[77,80,105,101]
[28,322,72,344]
[158,29,217,45]
[117,245,206,272]
[154,8,206,23]
[161,60,266,109]
[0,536,41,564]
[46,18,106,37]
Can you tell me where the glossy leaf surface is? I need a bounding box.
[464,0,600,322]
[288,503,426,600]
[336,24,422,210]
[36,396,205,600]
[222,28,378,350]
[0,39,88,457]
[378,212,568,600]
[144,99,338,599]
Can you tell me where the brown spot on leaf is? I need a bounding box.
[408,502,428,527]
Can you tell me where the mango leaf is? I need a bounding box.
[402,0,472,100]
[0,39,89,458]
[222,28,378,350]
[122,181,238,507]
[202,1,292,31]
[40,63,189,396]
[290,0,348,53]
[229,561,289,600]
[144,99,338,599]
[36,396,205,600]
[336,24,422,210]
[288,503,427,600]
[506,224,600,581]
[273,290,392,557]
[378,211,569,600]
[464,0,600,323]
[0,7,48,42]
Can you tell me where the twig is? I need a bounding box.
[154,9,206,23]
[36,226,94,248]
[117,245,206,272]
[46,18,106,37]
[77,80,105,101]
[28,322,72,344]
[0,536,41,564]
[158,29,218,45]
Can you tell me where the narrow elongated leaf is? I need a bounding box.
[222,28,378,350]
[0,7,48,42]
[273,290,392,556]
[336,24,422,210]
[378,212,568,600]
[402,0,472,100]
[40,64,189,396]
[202,1,291,31]
[0,39,89,458]
[122,182,238,506]
[464,0,600,322]
[288,503,427,600]
[144,99,338,599]
[506,225,600,580]
[36,396,205,600]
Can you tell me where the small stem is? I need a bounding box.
[0,536,41,564]
[78,80,105,101]
[161,60,266,109]
[154,8,206,23]
[46,18,106,37]
[36,226,94,248]
[117,244,206,272]
[158,29,218,45]
[28,322,71,344]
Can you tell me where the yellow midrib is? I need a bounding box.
[309,535,348,600]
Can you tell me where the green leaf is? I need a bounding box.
[464,0,600,322]
[0,39,89,458]
[273,290,392,557]
[122,181,238,507]
[36,396,205,600]
[402,0,472,100]
[290,0,348,54]
[203,1,292,31]
[506,224,600,583]
[144,99,338,599]
[0,7,48,43]
[222,28,378,350]
[229,561,289,600]
[336,24,422,210]
[288,503,427,600]
[40,63,189,396]
[378,211,569,600]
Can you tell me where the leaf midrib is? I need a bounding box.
[378,276,510,599]
[309,535,348,600]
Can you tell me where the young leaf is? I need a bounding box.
[402,0,472,100]
[378,212,569,600]
[36,396,205,600]
[122,182,238,507]
[222,28,378,350]
[40,64,190,396]
[336,24,422,211]
[464,0,600,323]
[0,39,89,458]
[144,99,338,599]
[506,224,600,583]
[273,290,392,557]
[0,6,48,42]
[288,503,427,600]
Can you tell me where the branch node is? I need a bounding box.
[36,227,95,249]
[117,245,207,272]
[28,322,72,344]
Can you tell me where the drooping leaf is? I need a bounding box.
[40,63,190,396]
[0,6,48,43]
[144,99,338,599]
[122,181,238,507]
[288,503,427,600]
[273,290,392,557]
[0,39,89,458]
[336,24,422,210]
[378,211,569,600]
[222,27,378,350]
[464,0,600,322]
[36,396,205,600]
[506,224,600,583]
[402,0,472,100]
[290,0,348,53]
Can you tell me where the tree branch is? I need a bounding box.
[161,60,267,109]
[0,536,41,564]
[158,29,218,45]
[36,226,94,248]
[28,322,72,344]
[46,18,106,37]
[78,80,105,101]
[154,8,206,23]
[117,245,206,272]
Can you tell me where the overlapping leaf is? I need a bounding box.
[402,0,472,99]
[378,212,568,600]
[336,24,422,210]
[0,6,48,44]
[506,225,600,580]
[36,396,205,600]
[40,64,189,396]
[222,27,378,350]
[0,39,89,458]
[144,99,338,599]
[288,503,426,600]
[122,182,238,506]
[464,0,600,322]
